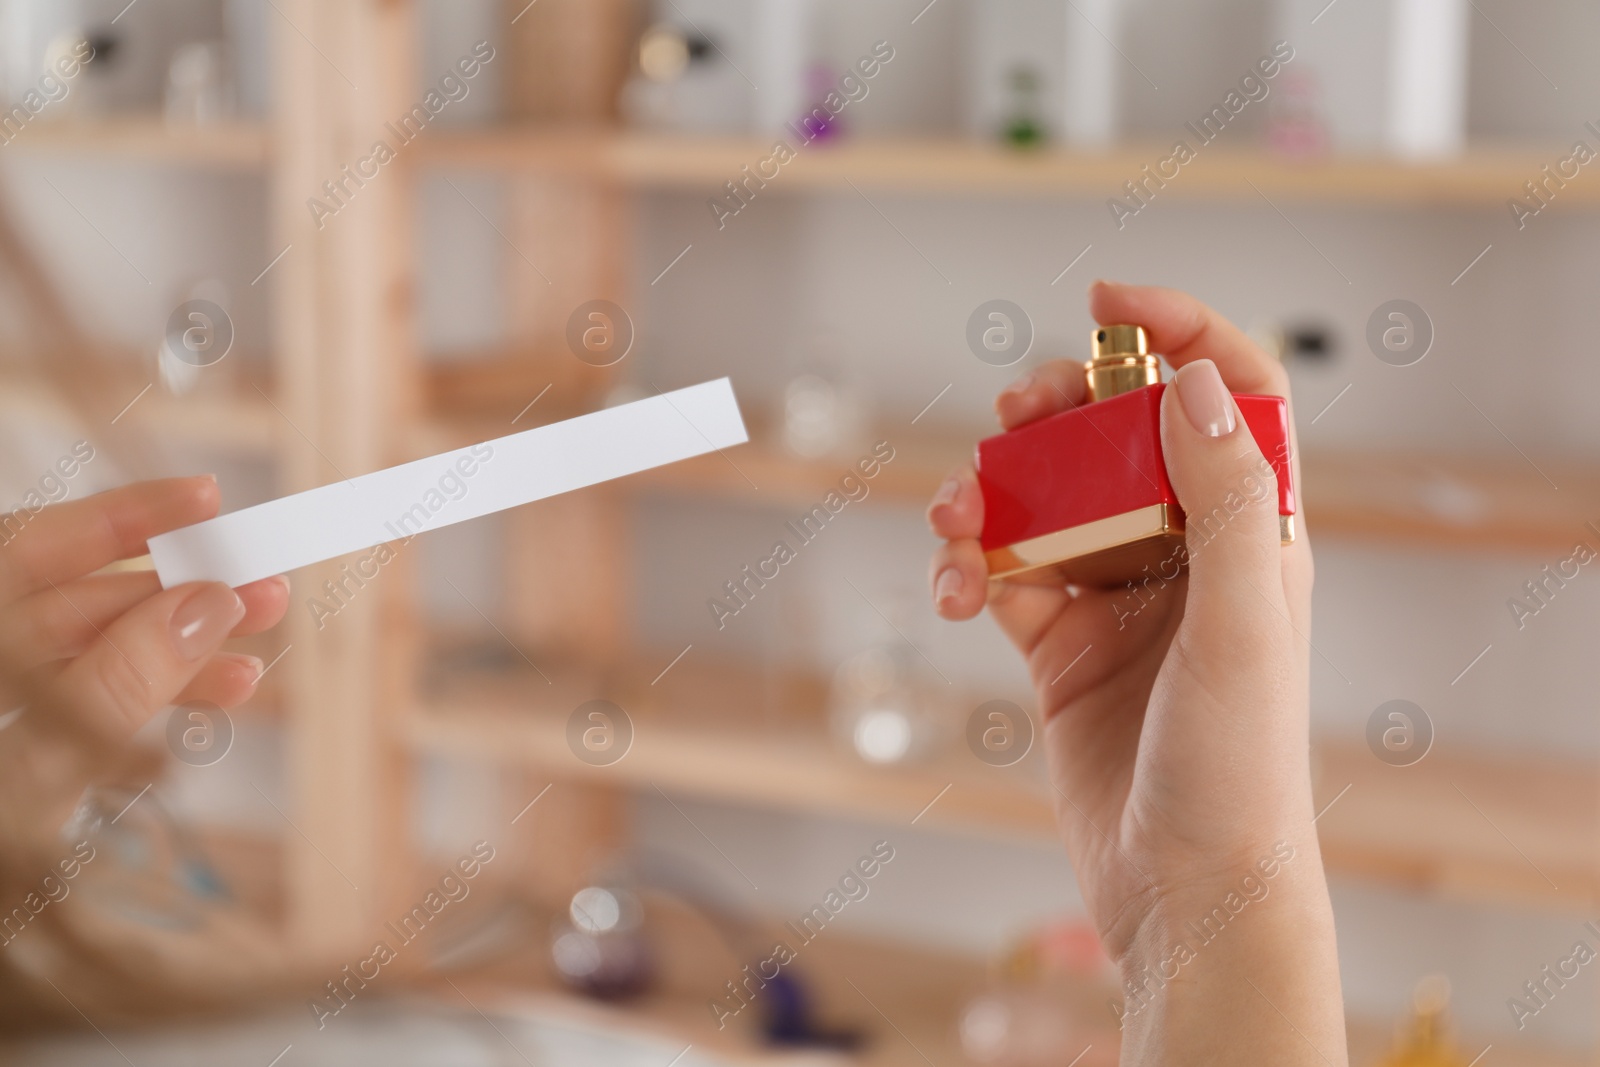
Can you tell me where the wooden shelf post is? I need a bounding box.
[272,0,421,954]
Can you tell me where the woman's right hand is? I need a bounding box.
[928,283,1344,1063]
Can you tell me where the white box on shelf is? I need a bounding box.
[1064,0,1122,148]
[1387,0,1471,159]
[1273,0,1470,158]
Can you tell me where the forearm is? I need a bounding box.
[1114,839,1346,1066]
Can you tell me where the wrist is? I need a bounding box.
[1111,836,1345,1064]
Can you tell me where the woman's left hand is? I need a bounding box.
[0,477,289,831]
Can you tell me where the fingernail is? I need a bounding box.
[1173,360,1237,438]
[171,584,245,662]
[934,567,963,606]
[268,575,290,595]
[931,477,960,509]
[217,652,264,682]
[1001,370,1038,396]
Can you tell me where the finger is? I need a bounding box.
[43,581,245,744]
[1088,281,1287,398]
[927,470,1079,649]
[235,575,292,635]
[929,539,989,620]
[986,581,1081,662]
[174,652,264,709]
[926,529,1083,664]
[927,466,982,541]
[1160,361,1287,630]
[994,360,1089,431]
[0,573,290,666]
[0,477,219,601]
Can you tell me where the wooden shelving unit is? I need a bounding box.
[9,0,1597,1058]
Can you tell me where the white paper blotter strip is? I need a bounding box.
[150,378,748,589]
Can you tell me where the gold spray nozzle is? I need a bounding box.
[1086,324,1161,401]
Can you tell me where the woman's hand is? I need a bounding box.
[0,477,289,832]
[929,283,1344,1063]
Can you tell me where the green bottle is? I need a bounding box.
[1002,64,1045,149]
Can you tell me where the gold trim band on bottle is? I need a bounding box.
[985,504,1179,583]
[986,504,1298,585]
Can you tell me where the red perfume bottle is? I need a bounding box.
[977,325,1296,586]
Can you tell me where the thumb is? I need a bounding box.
[1160,360,1285,618]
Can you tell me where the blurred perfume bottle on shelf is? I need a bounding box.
[164,40,234,125]
[1375,976,1469,1067]
[1266,69,1330,158]
[620,22,707,132]
[794,61,845,142]
[1272,0,1468,159]
[1002,64,1045,149]
[64,784,233,932]
[621,0,811,136]
[781,371,868,459]
[8,0,232,117]
[960,921,1121,1067]
[549,883,655,1000]
[967,0,1122,150]
[829,638,946,766]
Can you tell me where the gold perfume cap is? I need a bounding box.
[1086,324,1161,402]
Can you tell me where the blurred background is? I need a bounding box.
[0,0,1597,1063]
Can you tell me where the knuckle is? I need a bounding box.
[35,599,86,659]
[90,649,157,733]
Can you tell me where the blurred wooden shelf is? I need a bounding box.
[5,117,270,169]
[0,369,276,453]
[1315,741,1600,913]
[125,386,279,453]
[434,886,1584,1067]
[407,654,1057,844]
[1303,450,1600,556]
[405,653,1600,914]
[1,118,1574,207]
[417,128,1588,206]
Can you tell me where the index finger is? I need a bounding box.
[0,477,220,602]
[1088,281,1288,398]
